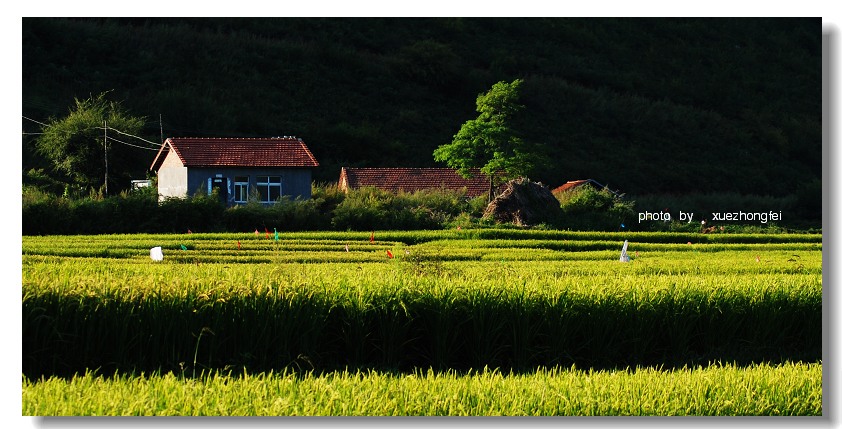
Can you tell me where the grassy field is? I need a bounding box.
[24,363,820,416]
[21,229,822,416]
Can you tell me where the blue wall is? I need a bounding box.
[186,167,313,205]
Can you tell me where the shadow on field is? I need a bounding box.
[23,291,821,380]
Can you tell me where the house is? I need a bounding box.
[551,179,621,197]
[338,167,496,198]
[149,137,319,205]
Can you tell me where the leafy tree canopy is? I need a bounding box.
[35,92,146,194]
[434,79,547,182]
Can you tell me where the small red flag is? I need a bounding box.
[370,231,375,243]
[386,250,393,259]
[237,240,242,250]
[265,227,270,239]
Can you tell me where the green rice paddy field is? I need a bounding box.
[21,229,823,416]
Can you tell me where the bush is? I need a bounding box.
[224,197,330,232]
[22,197,73,235]
[23,182,670,234]
[330,187,477,231]
[555,186,636,231]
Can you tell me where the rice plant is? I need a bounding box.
[22,229,822,415]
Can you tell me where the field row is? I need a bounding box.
[23,362,822,416]
[22,229,823,247]
[23,256,821,377]
[22,232,822,275]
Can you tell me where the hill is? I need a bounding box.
[22,18,821,201]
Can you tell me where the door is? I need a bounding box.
[211,176,228,204]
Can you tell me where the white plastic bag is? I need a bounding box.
[150,246,164,261]
[619,240,630,262]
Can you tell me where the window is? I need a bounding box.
[234,176,249,203]
[256,176,282,203]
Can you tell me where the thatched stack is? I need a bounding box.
[483,178,562,227]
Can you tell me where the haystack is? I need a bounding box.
[483,178,562,227]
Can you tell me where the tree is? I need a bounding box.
[433,79,546,186]
[34,92,146,195]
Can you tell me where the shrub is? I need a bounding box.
[156,194,226,233]
[556,186,636,231]
[331,187,477,231]
[330,187,392,231]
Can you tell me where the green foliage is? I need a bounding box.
[330,187,472,231]
[22,168,68,198]
[434,79,547,182]
[223,197,330,232]
[21,190,224,235]
[22,185,484,235]
[556,186,636,231]
[23,182,822,235]
[34,92,146,194]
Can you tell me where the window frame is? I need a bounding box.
[256,175,283,203]
[233,176,249,204]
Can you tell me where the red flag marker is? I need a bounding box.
[265,227,270,239]
[237,241,242,250]
[386,250,393,259]
[370,231,375,243]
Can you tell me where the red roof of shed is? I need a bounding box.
[552,179,592,194]
[150,137,319,171]
[339,167,493,197]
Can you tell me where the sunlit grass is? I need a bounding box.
[23,362,821,416]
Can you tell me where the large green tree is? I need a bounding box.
[35,92,146,195]
[433,79,546,183]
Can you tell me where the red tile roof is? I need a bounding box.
[339,167,493,197]
[552,179,592,194]
[150,137,319,171]
[552,179,619,196]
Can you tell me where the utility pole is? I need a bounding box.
[104,120,108,197]
[159,114,164,143]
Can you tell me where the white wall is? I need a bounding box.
[156,150,188,201]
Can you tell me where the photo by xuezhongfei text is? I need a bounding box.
[710,211,782,224]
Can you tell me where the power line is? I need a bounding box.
[25,114,267,140]
[22,115,99,134]
[105,135,163,151]
[22,115,165,150]
[22,115,49,127]
[97,125,161,148]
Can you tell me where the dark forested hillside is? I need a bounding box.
[22,17,821,199]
